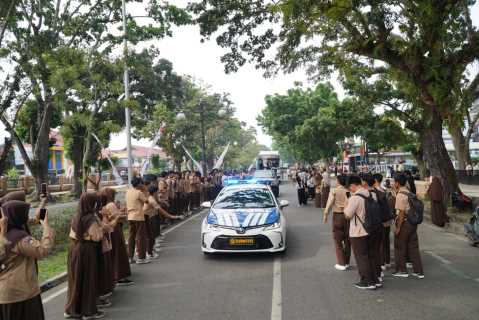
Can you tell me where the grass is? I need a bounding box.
[38,248,68,283]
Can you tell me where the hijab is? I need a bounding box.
[102,188,116,204]
[0,191,26,206]
[2,200,31,251]
[71,193,99,240]
[428,176,443,202]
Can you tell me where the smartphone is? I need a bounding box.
[41,183,47,196]
[346,191,351,198]
[39,208,47,221]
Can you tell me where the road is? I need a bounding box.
[42,183,479,320]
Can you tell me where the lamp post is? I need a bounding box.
[176,103,226,177]
[122,0,133,185]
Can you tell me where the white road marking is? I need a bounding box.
[42,286,68,304]
[42,211,203,304]
[424,250,452,265]
[271,256,282,320]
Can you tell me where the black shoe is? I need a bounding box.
[354,282,376,290]
[117,279,134,286]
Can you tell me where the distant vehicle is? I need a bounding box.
[256,151,280,170]
[200,184,288,254]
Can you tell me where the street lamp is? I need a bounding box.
[175,105,226,176]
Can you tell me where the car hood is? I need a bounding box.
[208,208,279,227]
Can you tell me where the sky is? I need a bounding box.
[1,1,478,151]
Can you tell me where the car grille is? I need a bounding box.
[211,235,273,250]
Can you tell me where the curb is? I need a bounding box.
[40,208,205,293]
[423,212,467,236]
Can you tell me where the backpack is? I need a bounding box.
[371,189,394,223]
[355,192,383,234]
[399,191,424,225]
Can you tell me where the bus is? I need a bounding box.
[256,151,280,170]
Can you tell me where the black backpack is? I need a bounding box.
[399,191,424,225]
[372,189,394,223]
[355,192,383,234]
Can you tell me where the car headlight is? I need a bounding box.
[264,220,281,231]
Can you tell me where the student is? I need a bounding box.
[373,173,393,270]
[314,170,323,208]
[320,169,331,208]
[323,175,351,271]
[126,177,149,265]
[427,176,448,227]
[101,188,133,286]
[65,193,105,319]
[0,201,54,320]
[393,174,424,279]
[296,173,307,206]
[344,175,378,290]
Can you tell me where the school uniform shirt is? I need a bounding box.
[143,196,161,217]
[322,172,331,187]
[126,188,147,221]
[395,186,410,222]
[344,188,370,238]
[0,226,54,304]
[324,185,348,214]
[158,179,169,202]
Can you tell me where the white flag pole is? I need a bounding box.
[182,145,203,176]
[213,143,230,170]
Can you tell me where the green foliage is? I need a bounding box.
[5,167,19,180]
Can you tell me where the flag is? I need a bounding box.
[91,133,124,186]
[182,145,203,176]
[213,143,230,170]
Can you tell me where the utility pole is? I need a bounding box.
[199,100,207,176]
[122,0,133,185]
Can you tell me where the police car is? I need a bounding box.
[201,184,288,254]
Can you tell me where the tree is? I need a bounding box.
[190,0,479,192]
[0,0,190,196]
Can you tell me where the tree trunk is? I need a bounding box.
[449,123,471,170]
[32,101,52,199]
[411,144,428,179]
[0,138,13,176]
[82,133,93,192]
[72,149,83,198]
[420,109,460,194]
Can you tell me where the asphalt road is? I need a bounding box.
[42,183,479,320]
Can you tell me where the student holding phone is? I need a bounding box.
[0,200,55,320]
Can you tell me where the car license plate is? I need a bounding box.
[229,238,255,245]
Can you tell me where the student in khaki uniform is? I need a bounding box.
[392,174,424,279]
[323,175,351,271]
[0,201,54,320]
[158,172,170,209]
[126,177,149,265]
[191,172,201,209]
[320,168,331,208]
[314,170,323,208]
[344,175,378,290]
[373,173,393,270]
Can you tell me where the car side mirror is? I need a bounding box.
[279,200,289,208]
[201,201,212,208]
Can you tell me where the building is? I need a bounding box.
[108,145,169,174]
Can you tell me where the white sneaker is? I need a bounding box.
[147,253,159,260]
[381,265,386,271]
[411,272,425,279]
[334,264,347,271]
[136,258,151,264]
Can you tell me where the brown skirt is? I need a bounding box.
[321,186,330,208]
[110,223,131,282]
[98,249,114,296]
[0,294,44,320]
[431,200,448,227]
[65,240,99,317]
[315,193,322,208]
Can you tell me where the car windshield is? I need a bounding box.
[213,188,275,209]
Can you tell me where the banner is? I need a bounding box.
[140,127,163,176]
[182,145,203,176]
[213,143,230,170]
[91,133,124,186]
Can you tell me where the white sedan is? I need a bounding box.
[201,184,288,254]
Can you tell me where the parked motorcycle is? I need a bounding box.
[464,207,479,246]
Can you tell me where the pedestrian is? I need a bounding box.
[307,172,315,200]
[321,169,331,208]
[314,170,323,208]
[392,174,424,279]
[427,176,449,227]
[404,170,417,195]
[0,201,54,320]
[373,174,393,270]
[344,175,379,290]
[296,173,307,206]
[65,193,105,319]
[101,188,133,286]
[323,175,351,271]
[126,177,149,265]
[142,186,162,260]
